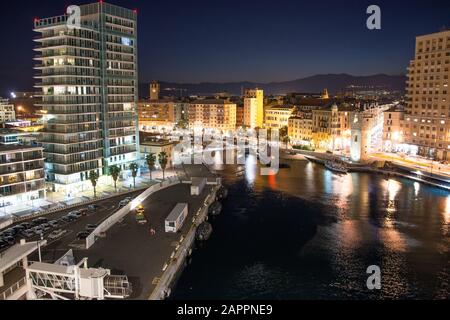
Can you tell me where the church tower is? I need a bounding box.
[150,81,160,100]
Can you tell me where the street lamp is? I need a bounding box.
[37,233,44,262]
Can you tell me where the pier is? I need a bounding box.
[60,165,222,300]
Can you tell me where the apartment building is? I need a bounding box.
[244,88,264,128]
[189,100,236,132]
[138,100,188,129]
[402,29,450,160]
[0,99,16,123]
[0,145,45,215]
[288,111,313,145]
[265,105,296,130]
[236,105,245,128]
[383,105,405,152]
[310,104,355,151]
[34,2,139,194]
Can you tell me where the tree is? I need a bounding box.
[158,152,168,180]
[89,170,99,198]
[145,153,156,181]
[279,126,289,149]
[109,165,121,192]
[129,162,139,188]
[177,119,189,130]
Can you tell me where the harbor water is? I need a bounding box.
[171,155,450,299]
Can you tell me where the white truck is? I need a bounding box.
[190,177,206,196]
[165,203,188,233]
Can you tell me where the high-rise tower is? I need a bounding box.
[243,88,264,129]
[402,30,450,160]
[34,2,139,194]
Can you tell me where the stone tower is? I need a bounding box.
[150,81,160,100]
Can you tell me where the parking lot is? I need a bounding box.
[0,191,144,257]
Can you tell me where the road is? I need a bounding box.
[370,152,450,178]
[0,190,144,256]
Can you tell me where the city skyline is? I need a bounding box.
[1,0,450,95]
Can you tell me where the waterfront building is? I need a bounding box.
[288,112,313,146]
[350,103,390,162]
[34,2,139,195]
[0,145,45,216]
[0,99,16,123]
[383,105,405,152]
[188,99,236,132]
[236,105,245,128]
[310,104,354,152]
[402,29,450,160]
[140,137,174,169]
[264,105,296,130]
[243,88,264,128]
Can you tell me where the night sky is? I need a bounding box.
[0,0,449,95]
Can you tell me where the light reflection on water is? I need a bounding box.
[172,157,450,300]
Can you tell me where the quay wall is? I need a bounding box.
[148,183,221,300]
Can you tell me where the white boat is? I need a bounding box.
[325,160,348,174]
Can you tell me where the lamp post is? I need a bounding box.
[38,233,43,262]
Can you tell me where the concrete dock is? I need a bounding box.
[71,165,220,300]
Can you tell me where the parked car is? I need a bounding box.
[48,220,59,228]
[20,230,35,239]
[40,223,51,232]
[20,222,33,229]
[2,236,15,245]
[48,229,66,240]
[88,204,100,211]
[2,229,16,237]
[12,225,25,233]
[68,211,82,219]
[85,224,98,232]
[67,215,78,222]
[0,240,8,250]
[32,218,47,226]
[32,227,44,236]
[76,231,90,240]
[119,199,130,208]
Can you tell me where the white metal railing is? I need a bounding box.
[0,277,26,300]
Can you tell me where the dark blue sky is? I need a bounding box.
[0,0,449,95]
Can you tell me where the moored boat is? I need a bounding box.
[325,160,348,174]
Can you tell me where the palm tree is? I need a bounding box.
[145,153,156,181]
[129,162,139,188]
[158,152,168,180]
[89,170,99,198]
[109,165,121,192]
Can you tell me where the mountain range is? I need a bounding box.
[139,74,406,97]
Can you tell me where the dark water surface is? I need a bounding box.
[172,156,450,299]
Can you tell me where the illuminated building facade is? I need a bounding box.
[264,105,295,130]
[288,112,313,145]
[0,99,16,123]
[383,106,405,152]
[244,88,264,128]
[34,2,139,194]
[402,30,450,160]
[189,100,236,132]
[0,145,45,216]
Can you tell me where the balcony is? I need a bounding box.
[109,145,137,156]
